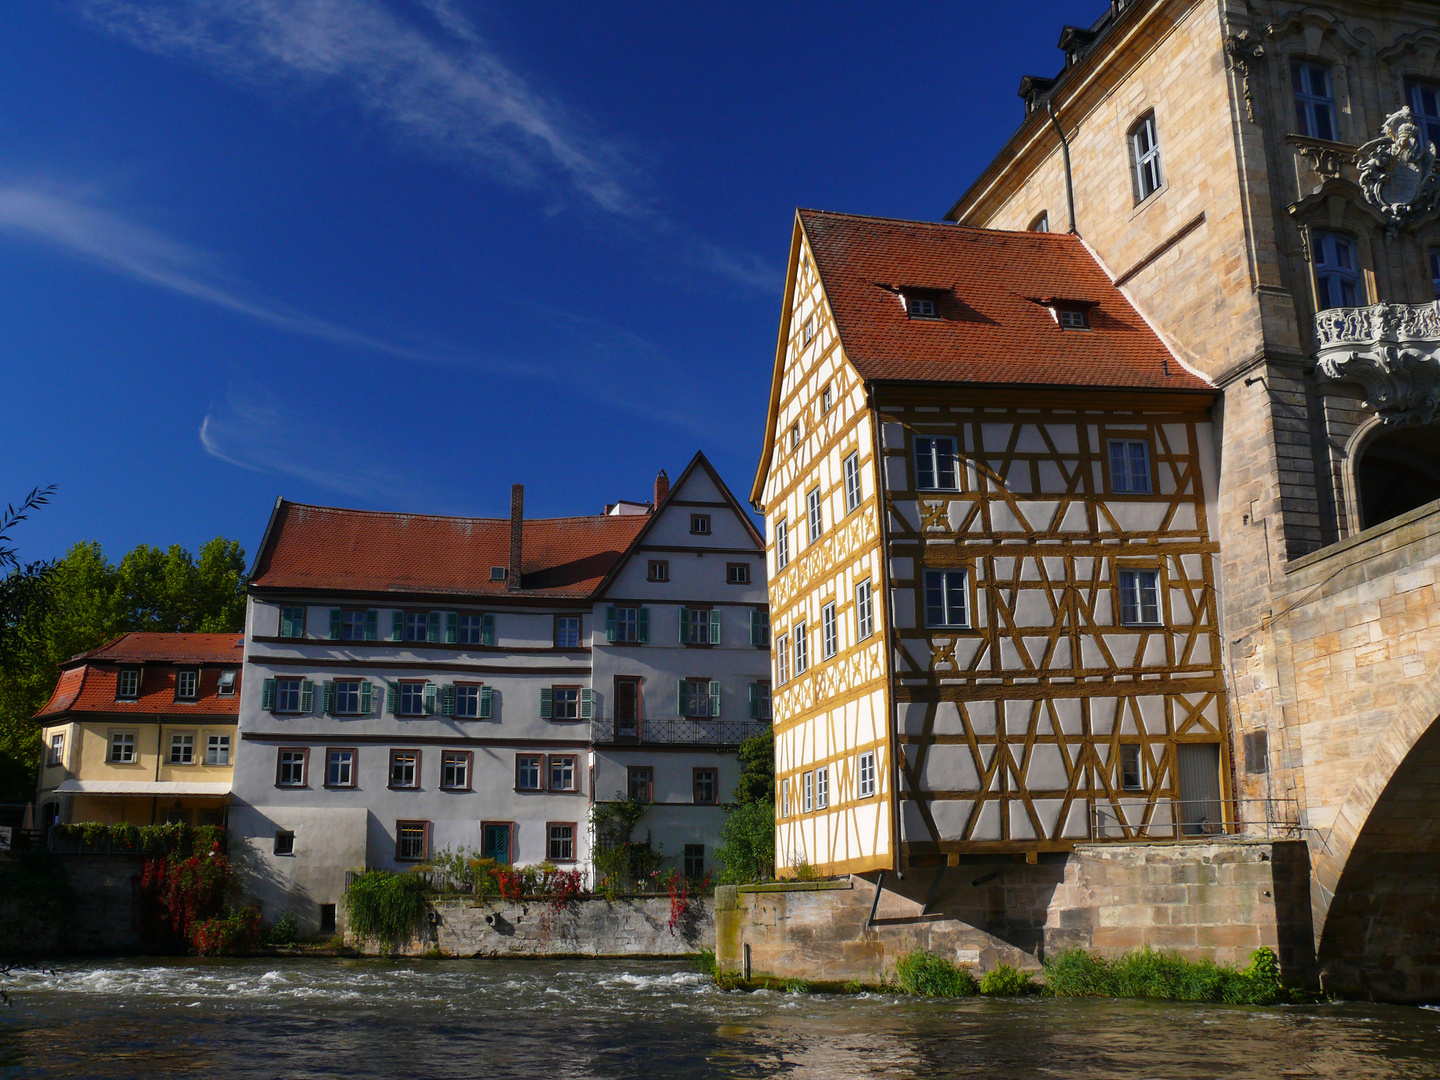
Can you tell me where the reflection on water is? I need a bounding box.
[2,958,1440,1079]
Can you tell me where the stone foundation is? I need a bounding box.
[375,894,713,958]
[716,841,1314,986]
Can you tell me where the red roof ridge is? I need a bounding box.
[797,207,1077,242]
[279,501,639,527]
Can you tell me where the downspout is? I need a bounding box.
[1044,98,1078,235]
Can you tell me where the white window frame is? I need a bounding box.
[549,755,577,792]
[109,730,136,764]
[775,519,789,570]
[1292,60,1336,141]
[613,606,640,643]
[807,487,823,543]
[914,436,958,490]
[390,750,420,789]
[275,678,304,714]
[1118,568,1163,626]
[843,451,862,514]
[398,682,427,717]
[326,748,355,787]
[681,678,713,718]
[856,579,874,641]
[458,613,485,645]
[1130,112,1162,202]
[277,749,307,787]
[516,754,543,791]
[777,634,791,684]
[781,780,791,817]
[168,733,194,765]
[858,751,877,799]
[117,668,141,699]
[340,609,371,641]
[48,732,65,766]
[821,602,838,660]
[216,670,237,696]
[924,569,970,629]
[441,751,471,791]
[803,316,815,345]
[175,669,198,700]
[552,686,581,721]
[815,766,829,810]
[454,684,481,718]
[334,679,363,716]
[402,611,428,642]
[548,823,575,862]
[822,384,833,412]
[207,734,232,766]
[1108,439,1152,494]
[906,296,936,318]
[794,622,808,674]
[803,770,814,813]
[555,615,581,648]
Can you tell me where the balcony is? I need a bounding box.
[589,716,770,748]
[1314,300,1440,428]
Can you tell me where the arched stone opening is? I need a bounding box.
[1355,422,1440,530]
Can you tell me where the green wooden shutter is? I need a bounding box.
[479,686,494,720]
[605,606,617,644]
[323,681,336,714]
[441,685,456,717]
[427,612,441,643]
[391,612,403,641]
[365,610,378,641]
[261,679,276,711]
[710,609,722,645]
[677,679,687,716]
[637,607,650,643]
[540,688,553,720]
[678,607,689,644]
[359,681,374,714]
[580,688,594,720]
[749,609,762,647]
[481,613,496,647]
[424,682,438,715]
[709,680,721,718]
[329,609,342,640]
[445,612,458,644]
[748,682,759,719]
[299,680,314,713]
[386,683,398,715]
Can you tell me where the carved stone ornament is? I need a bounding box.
[1314,301,1440,425]
[1356,107,1440,236]
[1223,32,1265,123]
[1296,141,1351,179]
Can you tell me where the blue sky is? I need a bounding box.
[4,1,1094,566]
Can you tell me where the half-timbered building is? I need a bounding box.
[753,210,1228,875]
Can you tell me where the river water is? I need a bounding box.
[3,958,1440,1079]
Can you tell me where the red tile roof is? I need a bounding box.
[80,633,245,665]
[35,635,243,720]
[250,502,651,599]
[798,210,1210,391]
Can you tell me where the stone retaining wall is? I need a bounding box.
[715,841,1313,986]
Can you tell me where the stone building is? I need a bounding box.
[32,633,243,829]
[230,451,769,933]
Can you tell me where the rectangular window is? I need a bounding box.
[326,748,355,787]
[554,616,581,649]
[168,733,194,765]
[1058,308,1089,330]
[454,684,481,718]
[781,781,791,818]
[333,679,364,715]
[775,519,789,570]
[906,296,936,318]
[339,609,374,641]
[458,614,485,645]
[1118,569,1162,626]
[683,844,705,880]
[856,579,874,640]
[726,562,750,584]
[822,602,838,659]
[680,607,718,646]
[690,514,711,535]
[693,768,718,805]
[807,488,823,543]
[398,682,427,717]
[750,680,772,720]
[915,436,958,490]
[858,751,877,799]
[791,422,801,450]
[274,678,304,714]
[1120,744,1143,790]
[206,734,231,766]
[109,731,136,764]
[924,569,970,628]
[396,821,429,862]
[794,621,808,674]
[279,606,305,639]
[274,830,295,856]
[402,611,428,642]
[216,670,237,696]
[803,316,814,345]
[276,748,307,787]
[750,608,770,647]
[175,670,198,700]
[611,605,641,644]
[319,904,336,932]
[803,770,814,813]
[481,822,513,865]
[681,678,715,717]
[1313,231,1360,308]
[551,686,580,720]
[1410,81,1440,158]
[777,634,790,683]
[516,754,542,791]
[628,766,654,803]
[548,823,576,862]
[1108,439,1152,494]
[1130,112,1162,201]
[549,754,578,792]
[389,749,419,789]
[822,384,833,412]
[647,559,669,582]
[815,766,829,810]
[117,668,141,699]
[1244,731,1269,775]
[1292,61,1336,141]
[48,732,64,766]
[843,451,862,513]
[441,751,471,791]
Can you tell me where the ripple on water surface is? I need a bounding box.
[4,958,1440,1079]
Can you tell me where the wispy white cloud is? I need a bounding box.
[78,0,782,291]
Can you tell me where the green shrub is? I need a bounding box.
[894,950,979,997]
[343,870,430,947]
[782,978,811,994]
[693,948,717,976]
[979,963,1040,996]
[1042,946,1287,1004]
[266,913,300,946]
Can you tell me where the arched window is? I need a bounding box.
[1028,211,1050,233]
[1312,231,1360,308]
[1129,112,1162,203]
[1356,424,1440,530]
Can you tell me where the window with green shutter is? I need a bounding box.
[749,609,770,647]
[749,681,771,720]
[359,681,374,714]
[323,681,336,714]
[676,678,688,716]
[391,612,404,641]
[539,687,553,719]
[605,606,617,644]
[423,683,438,715]
[445,612,458,645]
[299,680,315,713]
[329,610,342,640]
[479,686,494,720]
[279,607,305,638]
[580,688,594,720]
[261,679,276,711]
[637,607,649,643]
[482,613,496,647]
[440,685,456,716]
[709,609,722,645]
[386,683,399,715]
[709,680,721,718]
[365,610,378,641]
[427,612,441,643]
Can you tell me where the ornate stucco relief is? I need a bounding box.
[1356,107,1440,237]
[1315,301,1440,426]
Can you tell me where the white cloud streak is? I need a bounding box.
[78,0,781,291]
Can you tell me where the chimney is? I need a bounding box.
[508,484,523,591]
[654,469,670,507]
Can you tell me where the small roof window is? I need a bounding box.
[217,670,237,696]
[490,566,508,581]
[1059,308,1089,330]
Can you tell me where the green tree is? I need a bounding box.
[715,727,776,883]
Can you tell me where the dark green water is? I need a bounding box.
[3,958,1440,1079]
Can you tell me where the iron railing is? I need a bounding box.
[589,716,770,748]
[1088,798,1305,843]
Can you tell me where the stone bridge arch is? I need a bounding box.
[1312,670,1440,1001]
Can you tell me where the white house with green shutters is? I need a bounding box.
[227,451,769,934]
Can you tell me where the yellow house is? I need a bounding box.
[34,633,243,829]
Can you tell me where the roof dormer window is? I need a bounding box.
[907,297,936,318]
[1059,308,1089,330]
[490,566,507,582]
